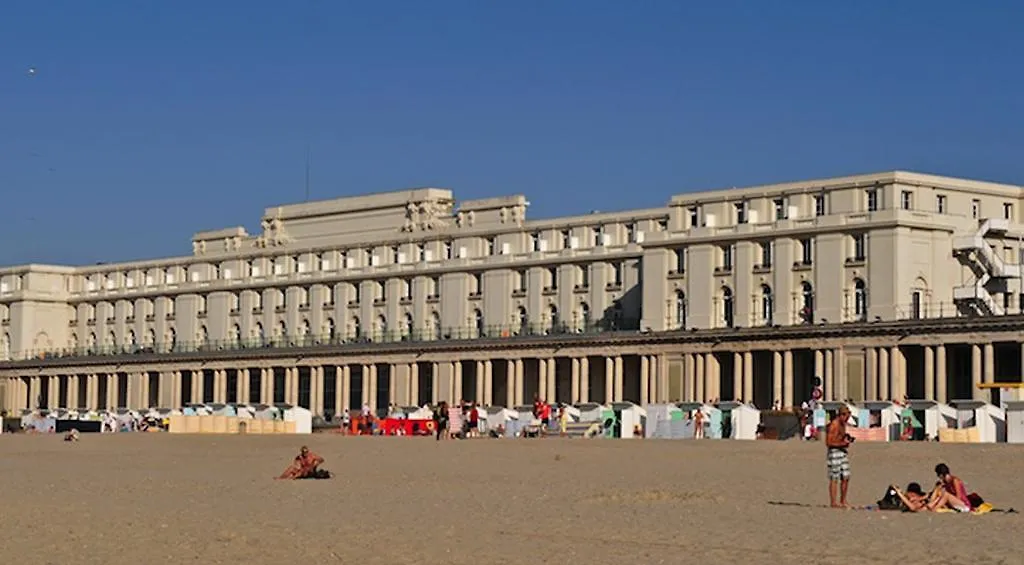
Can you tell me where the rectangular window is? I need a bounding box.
[688,207,699,227]
[866,189,879,212]
[673,249,685,273]
[1004,203,1014,221]
[531,233,541,252]
[721,245,733,270]
[561,230,571,249]
[444,241,453,260]
[901,191,913,210]
[814,194,826,217]
[735,202,747,224]
[852,234,866,260]
[611,263,623,286]
[760,242,772,267]
[548,268,558,291]
[936,195,946,214]
[516,270,527,292]
[971,199,980,219]
[800,239,813,264]
[579,265,589,288]
[774,198,787,220]
[625,224,635,243]
[486,237,496,255]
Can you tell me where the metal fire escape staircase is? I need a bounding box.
[952,218,1020,316]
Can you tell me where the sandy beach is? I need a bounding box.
[0,435,1020,564]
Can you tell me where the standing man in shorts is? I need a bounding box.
[825,406,853,508]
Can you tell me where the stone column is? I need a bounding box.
[981,343,994,402]
[341,365,351,411]
[924,346,935,401]
[865,348,877,401]
[505,359,515,407]
[891,346,905,401]
[695,353,705,402]
[239,369,250,404]
[604,357,614,403]
[361,365,371,405]
[971,344,982,401]
[48,376,59,409]
[812,350,823,386]
[431,362,440,404]
[387,364,398,408]
[66,375,76,409]
[172,371,183,408]
[410,363,420,406]
[613,356,624,402]
[514,359,524,405]
[703,353,715,402]
[771,352,782,406]
[783,350,794,409]
[936,345,947,403]
[313,367,325,415]
[537,359,548,402]
[732,352,743,402]
[547,358,557,402]
[878,348,890,401]
[261,368,272,405]
[87,374,98,410]
[742,351,754,403]
[579,357,590,403]
[650,355,659,403]
[823,350,834,401]
[640,355,650,405]
[573,360,581,403]
[368,364,379,412]
[475,361,485,404]
[27,377,40,410]
[106,374,117,409]
[483,360,493,406]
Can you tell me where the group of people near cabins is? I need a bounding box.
[826,406,985,512]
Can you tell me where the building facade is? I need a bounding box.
[2,171,1024,415]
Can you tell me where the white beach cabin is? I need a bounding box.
[284,406,313,434]
[853,401,900,441]
[643,403,684,439]
[903,400,956,441]
[716,401,760,440]
[1005,401,1024,444]
[948,400,1006,443]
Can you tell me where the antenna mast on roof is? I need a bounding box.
[304,143,311,202]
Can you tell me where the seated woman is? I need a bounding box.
[891,482,930,512]
[276,446,325,480]
[63,428,80,442]
[927,463,972,513]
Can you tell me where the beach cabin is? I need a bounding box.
[902,400,956,441]
[1005,402,1024,444]
[674,402,707,439]
[946,400,1006,443]
[609,402,646,438]
[852,401,900,441]
[716,401,760,440]
[284,406,313,434]
[643,403,684,438]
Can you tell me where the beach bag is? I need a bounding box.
[877,486,903,511]
[967,493,984,509]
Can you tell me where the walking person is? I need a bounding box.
[826,407,854,508]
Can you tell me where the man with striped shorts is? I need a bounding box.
[825,406,854,508]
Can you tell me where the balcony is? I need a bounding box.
[667,270,685,279]
[845,256,866,266]
[792,261,812,271]
[399,296,413,305]
[605,283,623,291]
[511,289,527,298]
[165,314,175,321]
[275,306,286,313]
[373,298,386,306]
[542,286,557,296]
[145,314,155,322]
[573,284,589,293]
[252,307,263,315]
[752,264,772,274]
[426,294,440,303]
[713,266,733,276]
[126,316,135,324]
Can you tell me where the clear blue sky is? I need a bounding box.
[2,1,1022,266]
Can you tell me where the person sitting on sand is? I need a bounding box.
[928,463,971,512]
[891,482,930,512]
[276,446,324,480]
[64,428,80,442]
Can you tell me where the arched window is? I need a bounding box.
[474,309,484,337]
[801,281,815,324]
[675,290,687,328]
[376,315,387,340]
[854,278,868,321]
[761,285,774,325]
[430,311,441,339]
[301,319,310,336]
[721,287,734,328]
[518,307,529,333]
[107,331,116,348]
[403,313,413,339]
[278,320,287,340]
[549,304,560,332]
[125,301,135,320]
[146,328,156,346]
[127,330,137,347]
[166,328,176,350]
[254,322,265,342]
[198,326,208,344]
[352,317,362,339]
[232,324,241,344]
[326,318,336,340]
[580,302,591,331]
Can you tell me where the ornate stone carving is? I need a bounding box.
[192,240,207,255]
[401,200,453,231]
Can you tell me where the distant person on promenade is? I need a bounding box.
[276,446,325,480]
[825,406,854,508]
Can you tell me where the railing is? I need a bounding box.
[8,319,642,362]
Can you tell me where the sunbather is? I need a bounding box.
[891,482,930,512]
[928,463,971,512]
[276,446,324,480]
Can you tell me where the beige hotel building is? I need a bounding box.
[2,170,1024,417]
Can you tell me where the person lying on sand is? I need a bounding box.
[276,446,324,480]
[891,483,930,512]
